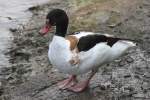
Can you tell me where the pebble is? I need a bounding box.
[142,82,149,90]
[119,61,126,66]
[28,5,40,11]
[144,72,150,78]
[124,74,131,78]
[133,93,145,98]
[126,57,134,63]
[9,28,17,32]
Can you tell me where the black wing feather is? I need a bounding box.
[77,34,124,52]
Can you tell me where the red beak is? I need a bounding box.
[39,24,52,36]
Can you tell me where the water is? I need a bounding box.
[0,0,50,68]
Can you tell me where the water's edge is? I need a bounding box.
[0,0,50,68]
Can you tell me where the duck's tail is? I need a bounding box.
[116,38,137,47]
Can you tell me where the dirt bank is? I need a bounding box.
[0,0,150,100]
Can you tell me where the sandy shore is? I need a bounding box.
[1,0,150,100]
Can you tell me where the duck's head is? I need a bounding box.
[39,9,69,37]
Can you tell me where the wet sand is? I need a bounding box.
[0,0,150,100]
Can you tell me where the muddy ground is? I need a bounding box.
[0,0,150,100]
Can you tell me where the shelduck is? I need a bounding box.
[39,9,136,92]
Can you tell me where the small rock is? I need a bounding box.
[107,11,122,28]
[7,17,12,20]
[0,68,12,75]
[142,82,149,90]
[134,74,141,79]
[9,28,17,32]
[119,61,126,66]
[144,72,150,78]
[5,75,14,80]
[126,57,134,63]
[100,82,111,90]
[124,74,131,78]
[13,51,31,61]
[100,85,106,90]
[133,93,145,98]
[28,5,40,11]
[143,34,150,39]
[126,86,134,92]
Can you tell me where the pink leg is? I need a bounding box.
[57,75,76,89]
[68,70,96,92]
